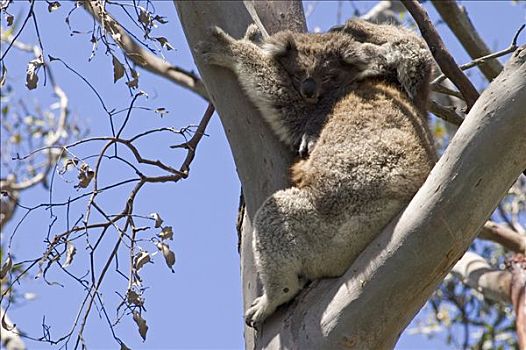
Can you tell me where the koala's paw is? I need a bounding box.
[245,295,272,329]
[243,24,263,43]
[298,133,318,158]
[194,26,235,66]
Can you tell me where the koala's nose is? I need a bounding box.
[301,78,318,102]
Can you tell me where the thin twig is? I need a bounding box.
[431,0,505,81]
[83,0,208,100]
[432,24,526,86]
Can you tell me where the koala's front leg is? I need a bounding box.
[196,25,306,150]
[297,114,328,157]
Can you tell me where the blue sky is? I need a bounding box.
[1,1,525,349]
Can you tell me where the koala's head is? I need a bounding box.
[262,31,369,104]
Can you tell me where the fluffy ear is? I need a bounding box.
[261,31,296,58]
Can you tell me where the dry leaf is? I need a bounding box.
[59,158,79,175]
[120,342,131,350]
[158,226,173,240]
[132,311,148,341]
[75,163,94,189]
[150,213,163,228]
[6,14,14,26]
[26,57,44,90]
[112,55,125,83]
[126,289,144,307]
[155,37,174,51]
[153,15,168,24]
[1,312,14,331]
[0,64,6,87]
[62,241,76,268]
[133,251,151,271]
[156,242,175,272]
[126,68,139,89]
[0,254,13,279]
[47,1,61,12]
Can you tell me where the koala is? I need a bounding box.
[195,21,436,328]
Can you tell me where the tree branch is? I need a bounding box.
[509,254,526,349]
[83,0,208,100]
[431,0,504,81]
[429,100,464,126]
[0,36,68,193]
[431,24,525,87]
[479,221,526,255]
[401,0,480,110]
[361,0,406,23]
[174,2,306,348]
[450,251,511,304]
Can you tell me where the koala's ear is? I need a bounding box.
[262,32,296,58]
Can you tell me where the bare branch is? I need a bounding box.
[432,24,526,86]
[509,255,526,349]
[450,252,511,304]
[171,103,215,174]
[0,36,69,192]
[429,100,464,126]
[401,0,480,110]
[431,0,506,81]
[452,252,512,305]
[479,221,526,255]
[82,0,208,100]
[361,0,406,23]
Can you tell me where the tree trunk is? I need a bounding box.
[175,2,526,348]
[174,2,306,348]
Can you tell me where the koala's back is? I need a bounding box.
[287,79,435,272]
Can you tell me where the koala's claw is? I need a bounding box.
[244,296,272,329]
[194,26,236,66]
[298,134,318,158]
[244,24,263,43]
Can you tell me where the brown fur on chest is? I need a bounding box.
[291,79,434,189]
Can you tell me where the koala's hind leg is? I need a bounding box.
[245,188,314,327]
[245,261,304,328]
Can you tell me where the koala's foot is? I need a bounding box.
[194,26,236,67]
[245,294,273,329]
[298,133,318,158]
[245,269,304,328]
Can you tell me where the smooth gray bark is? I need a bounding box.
[451,252,511,304]
[174,2,306,348]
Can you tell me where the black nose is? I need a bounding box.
[301,78,317,99]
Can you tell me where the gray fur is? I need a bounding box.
[195,21,436,328]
